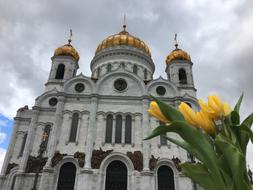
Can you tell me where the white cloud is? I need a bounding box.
[0,148,6,172]
[0,119,8,127]
[0,132,6,145]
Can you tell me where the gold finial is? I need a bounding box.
[68,29,73,44]
[174,33,179,49]
[123,14,126,31]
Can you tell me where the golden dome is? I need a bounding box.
[166,46,191,64]
[95,28,151,57]
[54,43,80,61]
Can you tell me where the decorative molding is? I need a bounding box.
[172,157,181,171]
[149,155,159,170]
[25,156,48,173]
[51,151,67,167]
[74,152,85,168]
[126,151,143,172]
[91,148,113,169]
[5,163,18,175]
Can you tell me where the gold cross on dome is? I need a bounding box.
[68,29,73,44]
[174,33,178,49]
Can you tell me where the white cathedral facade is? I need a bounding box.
[0,26,199,190]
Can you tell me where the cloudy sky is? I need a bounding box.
[0,0,253,171]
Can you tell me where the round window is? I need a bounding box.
[75,83,85,92]
[156,86,166,96]
[49,97,58,106]
[114,79,127,91]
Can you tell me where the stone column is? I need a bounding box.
[38,96,65,190]
[14,110,39,190]
[45,96,65,167]
[84,96,98,168]
[0,118,20,175]
[122,116,125,144]
[112,115,116,145]
[142,98,151,170]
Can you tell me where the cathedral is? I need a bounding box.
[0,25,199,190]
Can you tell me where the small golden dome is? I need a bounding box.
[54,43,80,61]
[95,28,151,57]
[166,47,191,64]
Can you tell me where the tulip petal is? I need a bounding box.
[179,102,198,126]
[223,102,231,116]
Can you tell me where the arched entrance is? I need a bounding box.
[105,160,127,190]
[57,162,76,190]
[158,165,175,190]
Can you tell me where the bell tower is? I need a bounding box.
[165,34,196,96]
[45,30,80,91]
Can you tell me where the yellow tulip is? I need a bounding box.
[195,111,216,134]
[178,102,198,126]
[208,95,224,116]
[223,102,231,116]
[148,101,169,123]
[199,95,232,119]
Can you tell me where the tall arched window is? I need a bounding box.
[10,174,17,190]
[18,133,27,157]
[55,64,65,79]
[179,68,187,84]
[125,115,132,144]
[159,122,167,145]
[133,65,138,74]
[69,113,79,142]
[144,69,147,80]
[107,64,112,72]
[158,165,175,190]
[97,67,101,78]
[115,115,122,143]
[105,161,127,190]
[105,115,113,143]
[57,162,76,190]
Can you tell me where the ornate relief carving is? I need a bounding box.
[51,151,67,167]
[91,148,113,169]
[74,151,85,168]
[6,163,18,175]
[126,151,143,172]
[172,157,181,171]
[25,156,47,173]
[149,155,159,170]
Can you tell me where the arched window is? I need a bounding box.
[125,115,132,144]
[158,165,175,190]
[97,67,101,78]
[39,125,51,153]
[159,122,167,146]
[105,115,113,143]
[115,115,122,143]
[133,65,138,74]
[18,133,27,157]
[69,113,79,142]
[144,69,148,80]
[57,162,76,190]
[55,64,65,79]
[107,64,112,72]
[105,161,127,190]
[179,68,187,84]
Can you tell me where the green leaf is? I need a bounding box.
[151,95,185,122]
[215,134,247,190]
[144,125,170,140]
[241,113,253,129]
[181,163,216,190]
[234,93,243,113]
[240,124,253,143]
[231,111,240,125]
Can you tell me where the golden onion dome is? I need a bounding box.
[54,42,80,61]
[166,44,191,64]
[95,27,151,57]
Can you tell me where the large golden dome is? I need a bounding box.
[95,28,151,57]
[166,45,191,64]
[54,43,80,61]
